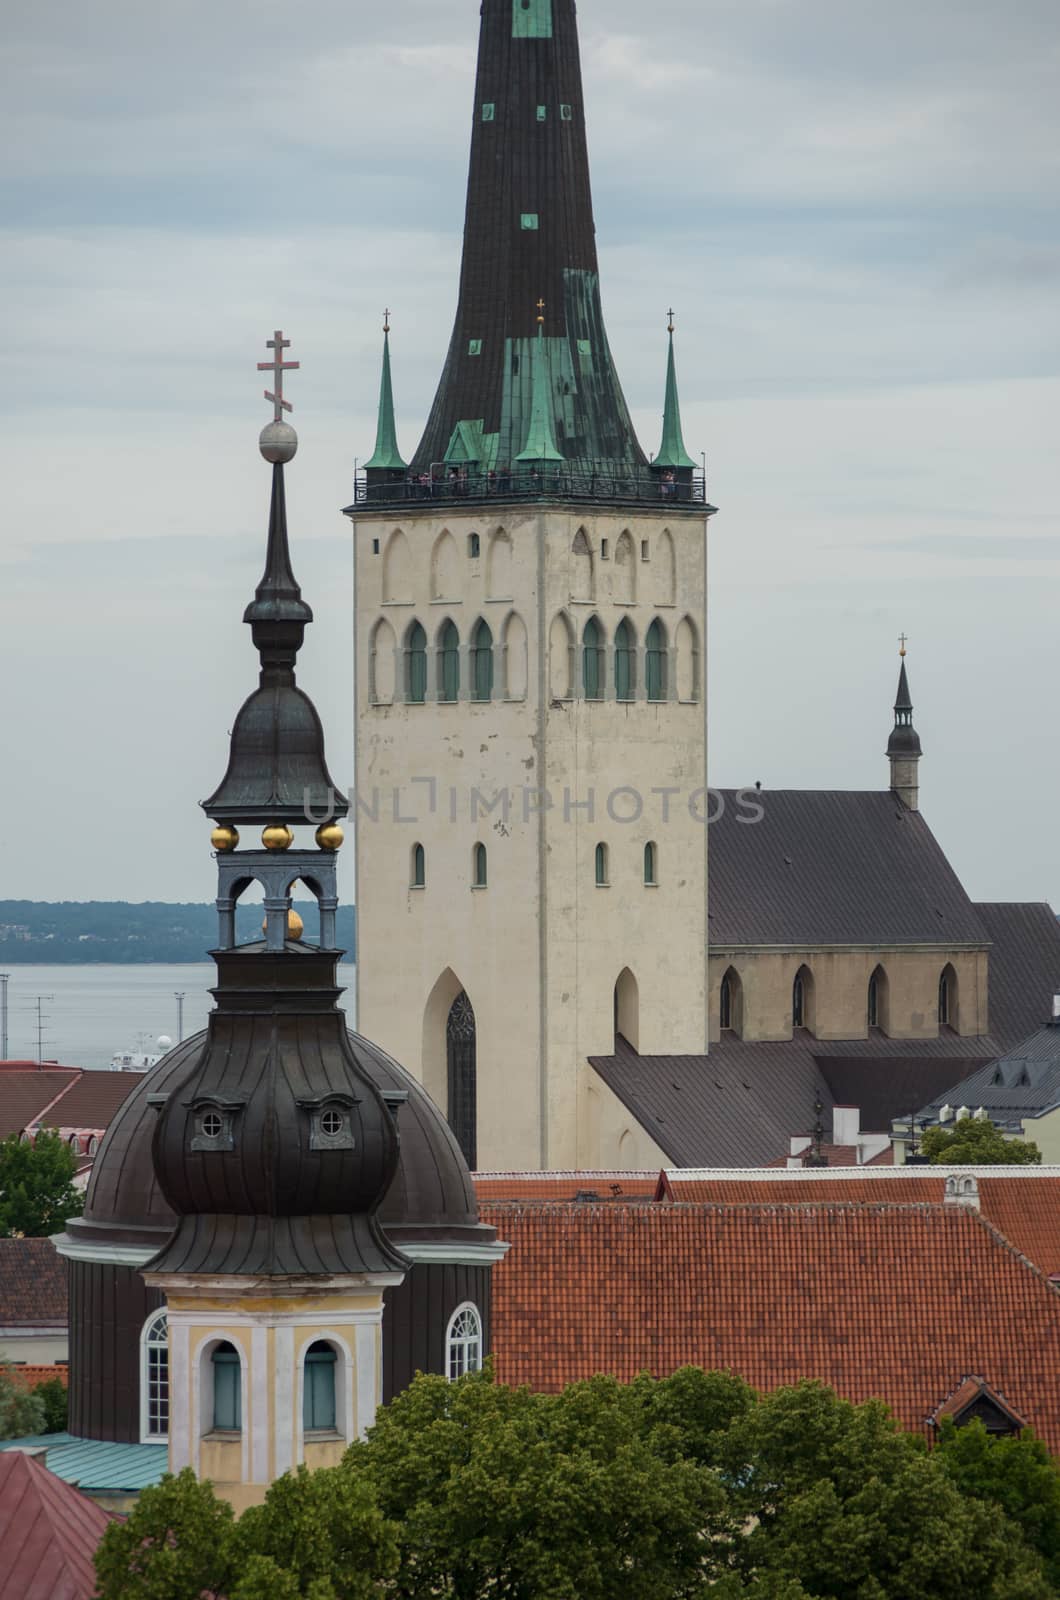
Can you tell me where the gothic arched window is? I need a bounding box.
[614,617,635,701]
[719,967,743,1036]
[446,993,477,1169]
[595,842,609,886]
[411,843,426,889]
[643,841,658,885]
[406,621,427,704]
[446,1302,483,1380]
[582,616,604,699]
[473,843,488,888]
[645,619,668,702]
[470,619,494,702]
[141,1310,169,1443]
[438,620,460,703]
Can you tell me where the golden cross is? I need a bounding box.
[383,308,391,334]
[667,307,675,333]
[899,632,908,657]
[257,330,299,421]
[536,297,546,324]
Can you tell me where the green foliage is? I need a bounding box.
[33,1375,68,1434]
[936,1417,1060,1587]
[94,1469,236,1600]
[920,1116,1041,1165]
[0,1129,83,1236]
[93,1373,1060,1600]
[347,1365,729,1598]
[232,1465,398,1599]
[0,1364,46,1440]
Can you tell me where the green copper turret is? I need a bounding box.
[654,323,697,472]
[363,324,407,477]
[516,320,565,465]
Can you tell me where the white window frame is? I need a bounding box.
[140,1308,169,1443]
[445,1301,483,1381]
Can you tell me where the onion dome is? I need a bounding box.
[60,1027,492,1259]
[148,946,405,1277]
[203,458,347,827]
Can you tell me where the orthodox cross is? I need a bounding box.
[383,308,391,334]
[536,297,546,324]
[899,632,908,657]
[258,330,300,420]
[667,307,675,333]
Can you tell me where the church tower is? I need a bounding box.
[888,641,922,812]
[346,0,715,1171]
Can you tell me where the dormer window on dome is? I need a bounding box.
[189,1096,245,1153]
[298,1094,359,1152]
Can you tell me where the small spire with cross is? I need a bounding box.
[899,632,908,658]
[383,308,391,335]
[536,297,546,325]
[667,307,675,334]
[258,330,300,423]
[258,330,300,464]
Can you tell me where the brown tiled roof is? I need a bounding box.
[930,1375,1028,1430]
[482,1200,1060,1452]
[0,1072,80,1141]
[37,1073,140,1132]
[977,1176,1060,1276]
[474,1171,658,1201]
[0,1450,112,1600]
[708,790,988,947]
[0,1240,68,1327]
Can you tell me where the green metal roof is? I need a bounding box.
[363,328,407,472]
[654,327,697,471]
[515,325,565,464]
[0,1434,168,1493]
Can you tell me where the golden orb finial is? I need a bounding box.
[261,908,304,941]
[899,631,908,659]
[211,824,239,853]
[315,822,344,852]
[262,824,294,852]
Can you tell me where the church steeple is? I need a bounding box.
[363,315,407,479]
[887,637,922,811]
[410,0,646,477]
[653,316,697,473]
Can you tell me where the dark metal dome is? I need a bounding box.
[68,1025,490,1258]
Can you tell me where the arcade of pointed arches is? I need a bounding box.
[715,960,965,1040]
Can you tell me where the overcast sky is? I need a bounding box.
[3,0,1059,909]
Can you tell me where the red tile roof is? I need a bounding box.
[474,1171,659,1202]
[0,1450,112,1600]
[978,1176,1060,1276]
[0,1072,80,1141]
[482,1200,1060,1453]
[38,1074,140,1133]
[6,1366,68,1391]
[0,1240,68,1327]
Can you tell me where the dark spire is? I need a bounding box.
[410,0,647,475]
[204,386,347,828]
[888,637,922,812]
[363,317,407,474]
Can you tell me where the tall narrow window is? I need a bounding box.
[868,972,879,1029]
[303,1342,337,1433]
[614,618,635,701]
[211,1342,241,1432]
[439,620,460,702]
[643,841,658,885]
[411,843,426,888]
[720,976,732,1031]
[582,616,604,699]
[793,973,805,1029]
[406,621,427,704]
[141,1310,169,1442]
[446,1303,483,1380]
[939,964,958,1030]
[719,967,743,1036]
[939,971,949,1027]
[447,993,477,1169]
[645,619,667,702]
[595,842,609,885]
[470,619,494,702]
[473,843,488,888]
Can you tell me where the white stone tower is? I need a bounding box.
[346,0,715,1172]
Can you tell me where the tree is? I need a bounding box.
[94,1470,236,1600]
[348,1366,731,1599]
[0,1364,45,1440]
[0,1130,83,1236]
[936,1417,1060,1588]
[33,1375,68,1434]
[719,1381,1051,1599]
[920,1116,1041,1165]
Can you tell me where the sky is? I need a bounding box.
[2,0,1059,908]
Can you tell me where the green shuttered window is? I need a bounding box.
[439,621,460,702]
[406,621,427,704]
[471,619,494,702]
[646,619,667,702]
[212,1344,241,1432]
[303,1342,337,1433]
[582,616,603,699]
[614,618,634,701]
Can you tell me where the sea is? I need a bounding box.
[0,963,357,1071]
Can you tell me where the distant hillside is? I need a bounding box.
[0,901,357,964]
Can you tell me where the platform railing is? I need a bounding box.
[348,463,709,511]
